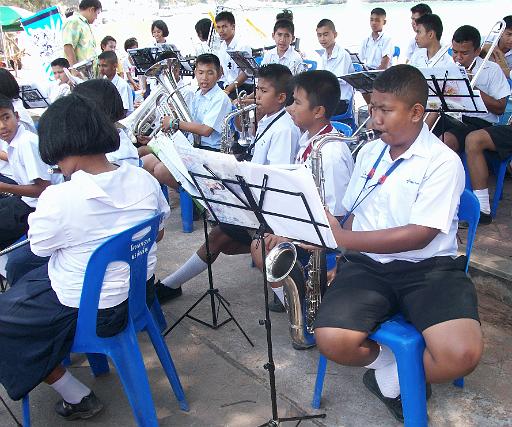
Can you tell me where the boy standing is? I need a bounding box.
[316,19,354,117]
[437,26,509,152]
[0,96,52,249]
[314,65,482,423]
[405,3,432,64]
[359,8,394,71]
[98,50,134,116]
[122,37,140,91]
[410,14,453,68]
[215,11,254,99]
[261,19,304,75]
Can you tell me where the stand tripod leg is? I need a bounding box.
[163,291,210,336]
[214,293,254,346]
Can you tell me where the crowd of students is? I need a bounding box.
[0,0,511,423]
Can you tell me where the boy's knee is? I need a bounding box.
[465,131,482,153]
[315,328,363,363]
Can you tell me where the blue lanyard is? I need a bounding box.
[340,145,404,226]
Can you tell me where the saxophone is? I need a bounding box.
[265,129,382,349]
[220,103,257,154]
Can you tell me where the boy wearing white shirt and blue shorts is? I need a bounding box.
[314,65,482,423]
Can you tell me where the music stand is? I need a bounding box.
[346,50,365,67]
[339,69,383,94]
[20,85,49,109]
[173,157,332,425]
[227,51,260,80]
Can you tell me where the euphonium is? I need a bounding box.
[265,129,382,349]
[65,57,95,86]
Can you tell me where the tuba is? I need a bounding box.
[265,129,382,349]
[65,57,96,86]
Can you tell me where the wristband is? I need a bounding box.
[172,118,180,131]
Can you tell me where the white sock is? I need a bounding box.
[50,370,91,404]
[272,286,285,305]
[365,345,400,398]
[473,189,491,214]
[161,253,208,289]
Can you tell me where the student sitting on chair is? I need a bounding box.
[405,3,432,64]
[359,8,394,71]
[482,15,512,80]
[435,25,509,152]
[48,57,72,103]
[409,14,453,68]
[98,50,134,116]
[0,69,36,134]
[251,70,354,322]
[155,64,301,303]
[0,93,170,420]
[313,65,482,423]
[316,19,354,117]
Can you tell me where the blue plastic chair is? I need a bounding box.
[331,121,353,137]
[24,215,189,427]
[331,95,357,132]
[304,59,317,71]
[352,62,364,72]
[254,56,263,66]
[312,190,480,427]
[393,46,400,62]
[179,187,194,233]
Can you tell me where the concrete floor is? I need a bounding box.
[1,197,511,427]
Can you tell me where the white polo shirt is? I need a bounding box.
[406,37,421,62]
[111,74,134,114]
[106,128,139,166]
[360,32,394,70]
[218,34,254,86]
[318,44,355,101]
[5,125,52,208]
[0,140,14,180]
[409,46,454,68]
[503,48,512,80]
[47,81,71,103]
[465,56,510,124]
[261,46,305,75]
[343,123,464,264]
[12,98,36,134]
[28,163,170,309]
[296,126,354,216]
[251,108,301,165]
[190,83,232,150]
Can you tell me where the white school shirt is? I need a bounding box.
[47,81,71,104]
[28,163,170,309]
[122,56,136,81]
[296,126,354,216]
[106,128,139,166]
[359,32,394,69]
[406,37,421,61]
[190,84,232,150]
[465,56,510,124]
[251,109,301,165]
[0,139,13,179]
[5,125,52,208]
[261,46,305,75]
[318,44,355,101]
[111,74,134,114]
[12,98,36,134]
[218,34,254,86]
[343,123,464,264]
[409,46,454,69]
[504,49,512,80]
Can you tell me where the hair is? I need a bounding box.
[316,19,336,32]
[38,94,119,165]
[0,94,14,112]
[258,64,293,103]
[100,35,116,50]
[195,18,212,41]
[78,0,102,10]
[293,70,341,118]
[415,13,443,41]
[50,57,70,68]
[98,50,118,65]
[151,20,169,38]
[0,68,20,99]
[124,37,138,51]
[371,7,386,17]
[410,3,432,15]
[73,79,125,122]
[452,25,481,50]
[503,15,512,30]
[273,19,294,36]
[373,64,428,108]
[215,11,235,26]
[195,53,221,72]
[64,7,75,18]
[276,9,293,21]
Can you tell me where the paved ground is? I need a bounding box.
[1,191,511,427]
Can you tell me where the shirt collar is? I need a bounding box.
[71,163,128,200]
[370,123,431,161]
[226,34,238,49]
[371,31,384,42]
[259,107,286,126]
[199,83,221,100]
[77,13,90,25]
[5,125,24,149]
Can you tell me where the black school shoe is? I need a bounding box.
[459,211,493,229]
[363,369,432,423]
[155,280,183,304]
[55,392,104,420]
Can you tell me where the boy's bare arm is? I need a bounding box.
[0,151,8,161]
[478,90,507,115]
[224,71,249,95]
[0,178,51,198]
[161,116,214,137]
[63,45,77,66]
[378,55,391,70]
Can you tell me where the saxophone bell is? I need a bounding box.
[265,242,298,282]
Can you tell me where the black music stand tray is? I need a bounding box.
[179,164,328,426]
[227,51,260,79]
[340,69,383,94]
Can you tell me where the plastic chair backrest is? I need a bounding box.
[254,56,263,66]
[74,215,160,341]
[393,46,400,58]
[304,59,317,71]
[352,63,363,72]
[448,47,453,57]
[331,121,353,137]
[458,189,480,273]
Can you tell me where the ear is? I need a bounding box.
[277,92,287,104]
[333,31,338,39]
[313,105,326,120]
[410,103,425,123]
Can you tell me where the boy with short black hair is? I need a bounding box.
[156,63,301,301]
[48,58,72,103]
[406,3,432,63]
[437,25,509,152]
[0,95,52,249]
[122,37,139,91]
[410,13,453,68]
[215,11,254,99]
[98,50,133,115]
[261,19,304,75]
[194,18,213,55]
[314,65,482,423]
[488,15,512,79]
[316,19,354,117]
[359,8,394,71]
